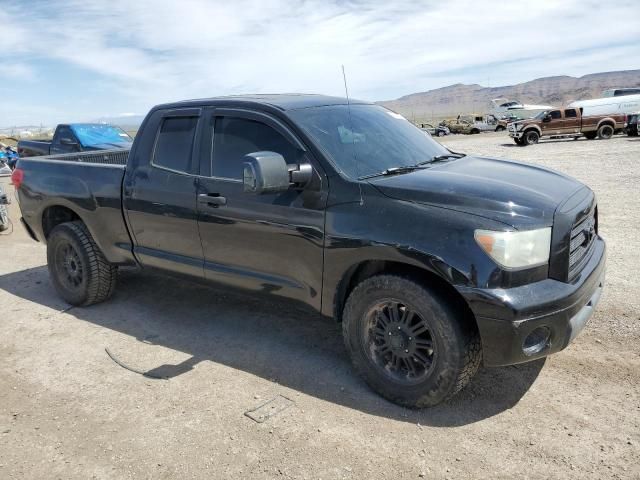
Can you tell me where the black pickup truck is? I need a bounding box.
[13,94,606,407]
[17,123,133,158]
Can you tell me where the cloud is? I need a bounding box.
[0,0,638,124]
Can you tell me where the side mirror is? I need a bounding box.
[243,151,313,194]
[543,115,551,123]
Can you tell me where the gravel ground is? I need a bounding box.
[0,133,639,479]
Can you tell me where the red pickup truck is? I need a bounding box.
[509,108,624,145]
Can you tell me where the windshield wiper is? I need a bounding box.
[358,165,427,180]
[416,153,466,166]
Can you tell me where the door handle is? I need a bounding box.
[198,193,227,207]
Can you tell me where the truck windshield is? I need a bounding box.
[289,104,449,179]
[70,124,133,148]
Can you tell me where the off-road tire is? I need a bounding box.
[495,126,505,132]
[437,130,445,137]
[47,221,117,306]
[513,137,524,146]
[470,128,480,134]
[597,124,614,140]
[342,275,481,408]
[524,130,540,145]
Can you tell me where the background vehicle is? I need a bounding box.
[509,107,624,145]
[568,94,640,118]
[443,114,501,134]
[602,88,640,97]
[625,112,639,136]
[490,98,556,119]
[0,184,9,232]
[419,122,450,136]
[13,94,606,408]
[17,123,133,158]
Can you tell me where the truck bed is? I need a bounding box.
[15,149,136,266]
[17,139,52,158]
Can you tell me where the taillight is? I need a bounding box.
[11,168,24,189]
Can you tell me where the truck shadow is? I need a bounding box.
[0,265,545,427]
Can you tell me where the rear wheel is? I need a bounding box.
[342,275,481,408]
[47,221,117,306]
[584,131,597,140]
[597,124,614,140]
[495,125,505,132]
[524,130,539,145]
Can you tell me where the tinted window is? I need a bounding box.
[212,117,301,179]
[153,117,198,173]
[54,126,75,144]
[565,109,577,118]
[550,111,562,119]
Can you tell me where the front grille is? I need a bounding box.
[568,207,597,278]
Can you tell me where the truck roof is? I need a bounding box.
[155,94,370,111]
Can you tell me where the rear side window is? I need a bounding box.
[550,111,562,119]
[212,117,301,179]
[153,116,198,173]
[565,109,577,118]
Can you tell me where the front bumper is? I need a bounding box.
[459,236,606,367]
[508,128,523,139]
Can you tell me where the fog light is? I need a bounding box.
[523,326,551,356]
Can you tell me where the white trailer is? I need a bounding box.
[569,94,640,116]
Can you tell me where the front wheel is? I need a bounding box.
[524,130,539,145]
[47,221,117,306]
[342,275,481,408]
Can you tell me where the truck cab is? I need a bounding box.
[509,107,624,145]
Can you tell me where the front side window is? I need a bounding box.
[565,109,577,118]
[550,110,562,119]
[289,104,449,179]
[153,116,198,173]
[55,126,74,144]
[212,117,301,179]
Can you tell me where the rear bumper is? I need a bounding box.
[459,237,606,367]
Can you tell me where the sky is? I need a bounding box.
[0,0,639,126]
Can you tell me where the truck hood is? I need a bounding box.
[367,156,585,229]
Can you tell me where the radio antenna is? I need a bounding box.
[341,65,363,205]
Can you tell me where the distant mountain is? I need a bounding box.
[378,70,640,121]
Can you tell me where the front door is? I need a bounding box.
[123,108,204,277]
[196,108,327,309]
[541,110,563,135]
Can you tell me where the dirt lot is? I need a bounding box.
[1,133,639,479]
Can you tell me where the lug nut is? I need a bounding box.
[404,349,409,353]
[398,326,401,330]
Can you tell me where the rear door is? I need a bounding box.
[123,108,204,277]
[563,108,580,135]
[196,107,327,309]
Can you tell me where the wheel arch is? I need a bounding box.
[596,118,615,130]
[522,125,541,136]
[333,259,479,335]
[42,204,82,239]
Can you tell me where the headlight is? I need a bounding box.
[474,228,552,269]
